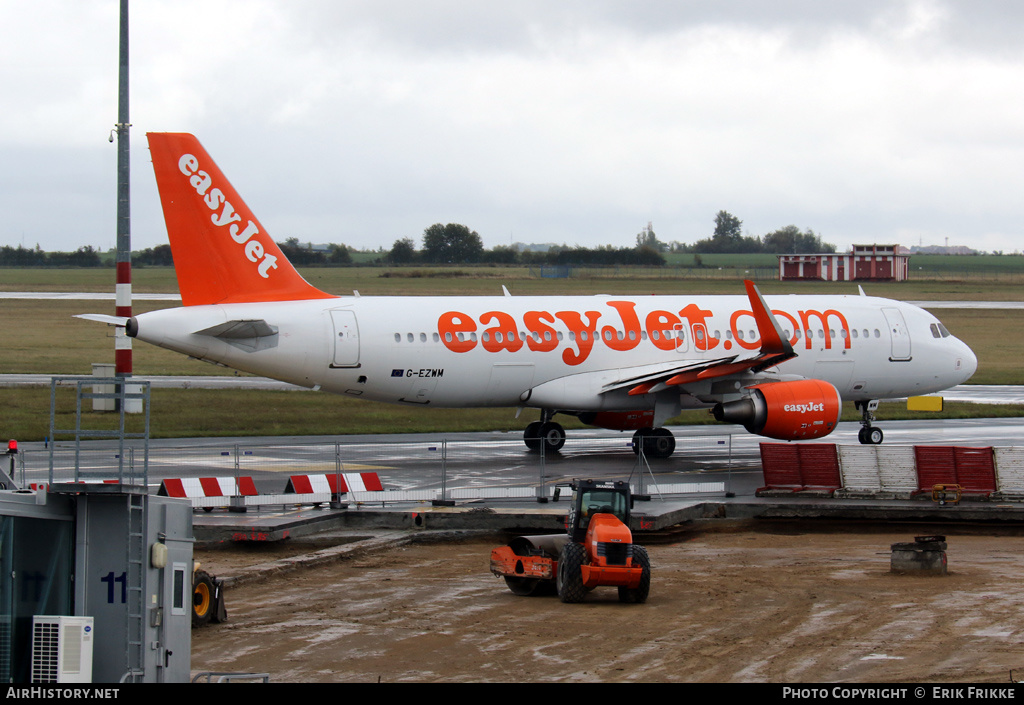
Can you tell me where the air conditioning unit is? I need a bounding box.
[30,616,94,683]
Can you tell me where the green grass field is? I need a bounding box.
[2,266,1022,440]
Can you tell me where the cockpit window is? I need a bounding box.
[938,323,950,338]
[931,323,952,338]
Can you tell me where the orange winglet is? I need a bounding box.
[743,280,792,356]
[147,133,336,307]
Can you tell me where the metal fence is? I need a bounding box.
[30,432,743,505]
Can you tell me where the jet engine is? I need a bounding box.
[712,379,842,441]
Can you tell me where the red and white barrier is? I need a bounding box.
[158,476,258,509]
[285,473,383,495]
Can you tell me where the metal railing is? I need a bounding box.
[32,431,743,505]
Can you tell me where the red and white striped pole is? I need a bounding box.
[114,0,131,378]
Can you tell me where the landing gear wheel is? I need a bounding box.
[192,570,215,627]
[556,542,587,603]
[618,545,651,604]
[524,421,542,452]
[538,422,566,453]
[632,428,676,458]
[856,400,882,445]
[646,428,676,459]
[631,428,648,455]
[858,426,884,445]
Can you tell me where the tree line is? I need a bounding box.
[0,244,103,267]
[0,211,836,268]
[385,223,666,266]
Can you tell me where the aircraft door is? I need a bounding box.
[882,307,911,361]
[673,323,689,354]
[691,322,711,355]
[330,309,360,367]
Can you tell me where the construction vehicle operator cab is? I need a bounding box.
[567,479,633,542]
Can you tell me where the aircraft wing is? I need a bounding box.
[603,280,797,397]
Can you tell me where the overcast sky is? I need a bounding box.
[2,0,1023,255]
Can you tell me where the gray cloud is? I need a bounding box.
[2,0,1022,254]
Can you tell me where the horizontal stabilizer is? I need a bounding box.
[74,314,129,327]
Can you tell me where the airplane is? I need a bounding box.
[79,132,978,457]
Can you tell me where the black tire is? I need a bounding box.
[524,421,542,452]
[556,542,587,603]
[618,545,651,604]
[645,428,676,459]
[868,427,884,445]
[538,422,566,453]
[193,571,215,627]
[504,576,542,596]
[631,428,650,455]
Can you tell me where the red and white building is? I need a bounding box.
[778,244,909,282]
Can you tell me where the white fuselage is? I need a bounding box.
[130,293,977,416]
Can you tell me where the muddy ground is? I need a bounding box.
[190,522,1024,683]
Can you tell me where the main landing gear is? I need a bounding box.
[524,419,566,453]
[523,413,677,458]
[856,400,883,445]
[631,427,676,459]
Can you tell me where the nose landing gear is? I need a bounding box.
[856,400,883,445]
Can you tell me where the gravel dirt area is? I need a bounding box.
[190,522,1024,683]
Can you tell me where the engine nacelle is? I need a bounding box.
[712,379,842,441]
[577,410,655,431]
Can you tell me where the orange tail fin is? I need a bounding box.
[147,132,335,306]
